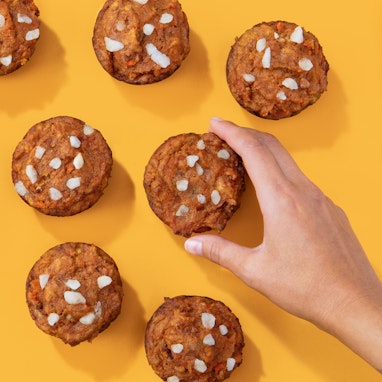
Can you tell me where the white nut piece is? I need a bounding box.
[0,14,5,28]
[219,324,228,335]
[146,43,171,68]
[64,291,86,305]
[25,28,40,41]
[194,359,207,373]
[176,179,189,192]
[211,190,221,205]
[171,343,184,354]
[243,73,255,83]
[262,47,271,68]
[48,313,60,326]
[17,13,32,24]
[276,90,287,100]
[226,358,236,371]
[217,149,230,160]
[201,312,216,329]
[0,55,12,66]
[160,13,173,24]
[49,157,62,170]
[186,155,199,168]
[65,279,81,290]
[83,125,94,135]
[73,153,84,170]
[203,334,216,346]
[79,312,96,325]
[97,275,112,289]
[167,377,180,382]
[299,57,313,71]
[256,38,266,52]
[15,181,28,196]
[26,165,38,184]
[176,204,189,217]
[66,177,81,190]
[39,274,50,289]
[290,26,304,43]
[49,187,63,201]
[197,140,206,150]
[104,36,124,52]
[282,78,299,90]
[35,146,46,159]
[69,136,81,148]
[143,23,155,35]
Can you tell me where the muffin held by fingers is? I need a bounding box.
[143,132,246,237]
[226,21,329,119]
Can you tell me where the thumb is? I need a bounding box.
[184,235,254,281]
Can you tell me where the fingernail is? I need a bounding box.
[210,116,223,122]
[184,238,203,256]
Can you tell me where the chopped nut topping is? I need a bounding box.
[282,78,299,90]
[65,279,81,290]
[203,334,216,346]
[66,177,81,190]
[0,14,5,28]
[262,47,271,68]
[197,139,206,150]
[83,125,94,135]
[73,153,84,170]
[116,21,126,31]
[194,359,207,373]
[15,181,28,196]
[211,190,221,205]
[217,149,230,160]
[35,146,46,159]
[97,275,112,289]
[64,291,86,305]
[299,57,313,71]
[290,26,304,43]
[276,90,287,100]
[176,179,189,192]
[0,55,12,66]
[49,157,62,170]
[171,343,184,354]
[94,301,102,317]
[134,0,148,3]
[143,23,155,35]
[176,204,189,217]
[256,38,266,52]
[39,274,50,289]
[197,194,206,204]
[48,313,59,326]
[25,28,39,41]
[186,155,199,167]
[219,324,228,335]
[17,13,32,24]
[80,312,96,325]
[146,43,171,68]
[69,136,81,148]
[104,36,124,52]
[243,73,255,83]
[196,163,204,176]
[160,13,174,24]
[26,165,38,184]
[201,312,216,329]
[167,377,180,382]
[226,358,236,371]
[49,187,62,201]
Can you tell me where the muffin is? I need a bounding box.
[143,132,246,237]
[0,0,40,75]
[92,0,190,84]
[26,242,123,346]
[12,116,112,216]
[145,296,244,382]
[226,20,329,119]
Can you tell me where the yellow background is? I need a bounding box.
[1,0,381,381]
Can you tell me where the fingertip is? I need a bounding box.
[184,238,203,256]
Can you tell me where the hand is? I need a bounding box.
[184,118,382,372]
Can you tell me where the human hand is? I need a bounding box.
[184,118,382,371]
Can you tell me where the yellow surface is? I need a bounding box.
[0,0,381,381]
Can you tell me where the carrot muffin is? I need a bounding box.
[26,242,123,346]
[0,0,40,75]
[92,0,190,84]
[226,21,329,119]
[143,133,246,237]
[12,116,113,216]
[145,296,244,382]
